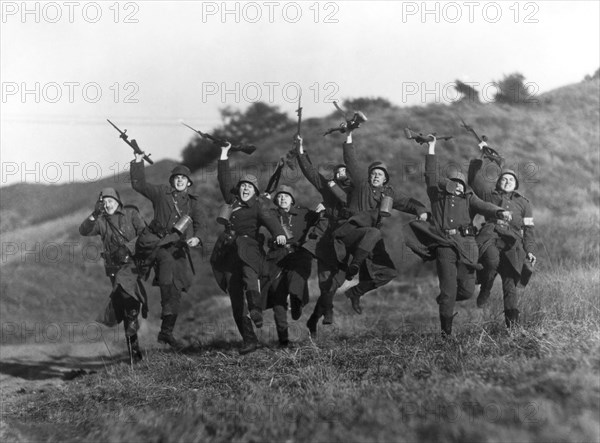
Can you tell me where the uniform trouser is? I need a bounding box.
[111,287,141,336]
[228,261,259,344]
[310,233,345,318]
[242,263,262,311]
[337,226,382,257]
[436,246,477,317]
[345,239,398,299]
[155,248,183,317]
[479,244,519,311]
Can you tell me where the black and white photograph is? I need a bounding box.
[1,1,599,441]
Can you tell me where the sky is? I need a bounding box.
[1,0,599,186]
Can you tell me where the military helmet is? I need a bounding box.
[497,168,519,190]
[237,174,260,194]
[273,184,296,205]
[170,165,193,186]
[447,170,467,188]
[368,161,390,182]
[100,187,122,205]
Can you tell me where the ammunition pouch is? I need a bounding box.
[102,245,130,276]
[148,219,168,238]
[459,225,477,237]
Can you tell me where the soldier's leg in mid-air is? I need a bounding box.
[117,288,142,361]
[272,303,289,346]
[477,244,500,307]
[154,249,184,348]
[499,259,520,328]
[228,266,259,354]
[242,264,263,328]
[345,227,382,280]
[436,247,459,336]
[456,264,476,301]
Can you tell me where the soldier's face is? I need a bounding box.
[335,167,347,180]
[369,169,386,187]
[454,182,464,195]
[239,182,256,201]
[172,174,189,191]
[103,197,119,215]
[276,193,293,210]
[499,174,516,192]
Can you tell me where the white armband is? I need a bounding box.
[523,217,534,226]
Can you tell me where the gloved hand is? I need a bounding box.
[92,200,104,218]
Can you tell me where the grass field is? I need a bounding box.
[2,263,599,443]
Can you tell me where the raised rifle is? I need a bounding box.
[296,92,303,137]
[458,115,502,164]
[404,128,453,145]
[107,119,153,164]
[323,101,368,136]
[180,121,256,155]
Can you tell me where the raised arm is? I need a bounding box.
[342,132,367,185]
[217,144,236,203]
[130,157,162,202]
[79,199,104,236]
[296,137,327,192]
[391,190,428,216]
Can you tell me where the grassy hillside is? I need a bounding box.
[1,78,598,334]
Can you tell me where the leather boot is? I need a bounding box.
[345,289,363,315]
[290,296,303,320]
[345,248,369,281]
[158,315,184,349]
[505,309,519,329]
[322,309,333,325]
[476,283,493,308]
[440,315,454,337]
[306,314,318,338]
[126,334,143,362]
[277,328,289,347]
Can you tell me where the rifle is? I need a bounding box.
[107,119,153,164]
[180,121,256,155]
[295,92,303,137]
[323,101,368,136]
[404,128,453,145]
[458,115,502,163]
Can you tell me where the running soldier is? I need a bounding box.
[469,140,537,328]
[130,157,204,349]
[295,135,351,336]
[79,187,147,362]
[210,143,286,355]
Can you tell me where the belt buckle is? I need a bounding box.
[446,229,457,235]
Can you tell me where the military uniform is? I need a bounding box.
[130,162,204,346]
[261,186,317,345]
[210,158,285,352]
[468,157,537,326]
[338,142,427,311]
[79,188,146,360]
[296,153,350,330]
[424,154,504,334]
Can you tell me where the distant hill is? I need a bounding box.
[1,78,598,339]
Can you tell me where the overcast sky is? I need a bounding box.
[1,0,599,186]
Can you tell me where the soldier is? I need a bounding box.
[468,141,537,328]
[210,143,287,355]
[295,135,351,336]
[337,130,429,315]
[79,187,146,362]
[261,185,317,346]
[130,156,204,349]
[416,136,510,336]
